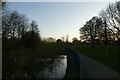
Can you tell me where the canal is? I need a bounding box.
[3,52,82,79]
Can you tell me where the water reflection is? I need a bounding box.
[3,53,81,79]
[34,55,67,78]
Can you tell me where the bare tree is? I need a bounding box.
[0,0,7,38]
[2,10,29,39]
[65,34,69,43]
[61,36,65,42]
[30,20,39,34]
[99,1,120,41]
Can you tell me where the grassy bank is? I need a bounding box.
[69,45,120,73]
[3,43,67,78]
[3,42,120,78]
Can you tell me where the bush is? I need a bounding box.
[21,31,40,48]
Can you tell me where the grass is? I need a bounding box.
[69,45,120,73]
[3,42,120,78]
[3,43,67,78]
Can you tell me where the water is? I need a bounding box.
[3,54,81,79]
[22,55,67,79]
[36,55,67,78]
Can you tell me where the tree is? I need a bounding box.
[79,27,89,41]
[21,20,40,48]
[65,34,69,43]
[2,9,41,48]
[0,1,7,14]
[2,10,11,39]
[0,1,7,38]
[2,10,29,39]
[79,16,105,46]
[30,20,39,35]
[21,31,40,48]
[47,37,56,42]
[72,37,78,42]
[99,1,120,41]
[61,36,65,42]
[56,39,63,43]
[17,14,29,39]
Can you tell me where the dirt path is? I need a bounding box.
[79,53,120,79]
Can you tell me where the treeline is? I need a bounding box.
[79,1,120,46]
[2,4,41,49]
[41,36,81,45]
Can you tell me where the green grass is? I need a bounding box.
[69,45,120,73]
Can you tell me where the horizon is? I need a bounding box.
[5,2,114,41]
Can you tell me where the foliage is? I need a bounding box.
[79,16,105,46]
[21,31,40,48]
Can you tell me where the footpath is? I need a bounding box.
[79,53,120,79]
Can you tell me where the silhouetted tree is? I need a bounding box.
[79,16,105,46]
[1,1,7,38]
[47,37,56,42]
[2,9,41,48]
[2,10,29,39]
[2,10,11,39]
[21,31,40,48]
[56,39,63,43]
[17,14,29,39]
[1,1,7,14]
[79,27,89,41]
[72,37,78,44]
[61,36,65,42]
[21,20,40,48]
[30,20,39,35]
[65,34,69,43]
[99,1,120,42]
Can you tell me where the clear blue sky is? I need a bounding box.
[7,2,114,41]
[7,0,118,2]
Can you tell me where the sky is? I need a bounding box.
[7,0,118,2]
[6,1,117,41]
